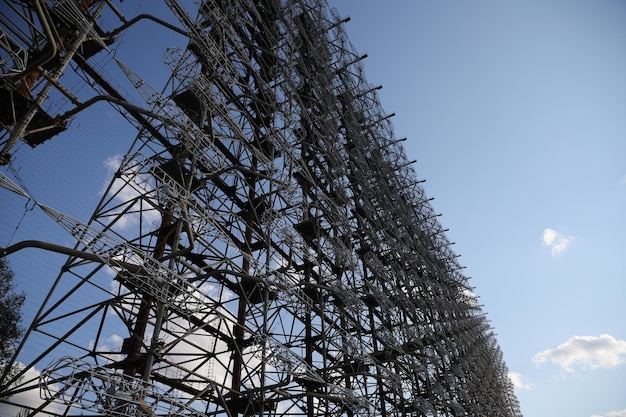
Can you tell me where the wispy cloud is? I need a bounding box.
[533,334,626,371]
[103,154,122,173]
[592,408,626,417]
[508,371,532,390]
[542,228,573,256]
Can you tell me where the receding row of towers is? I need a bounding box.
[0,1,521,416]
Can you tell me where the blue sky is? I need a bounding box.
[329,1,626,416]
[1,1,625,416]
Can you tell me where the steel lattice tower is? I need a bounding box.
[0,1,522,416]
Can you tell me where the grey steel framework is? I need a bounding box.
[0,1,522,416]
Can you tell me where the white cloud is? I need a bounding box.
[542,227,573,256]
[101,154,161,230]
[103,154,123,173]
[0,365,65,416]
[508,371,532,390]
[533,334,626,371]
[592,409,626,417]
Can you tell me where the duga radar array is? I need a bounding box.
[0,1,522,416]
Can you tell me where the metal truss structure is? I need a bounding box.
[0,1,522,416]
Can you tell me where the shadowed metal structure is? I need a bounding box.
[0,1,522,416]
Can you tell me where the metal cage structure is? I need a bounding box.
[0,1,522,416]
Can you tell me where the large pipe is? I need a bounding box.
[0,239,143,274]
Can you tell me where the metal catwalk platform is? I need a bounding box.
[0,1,521,416]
